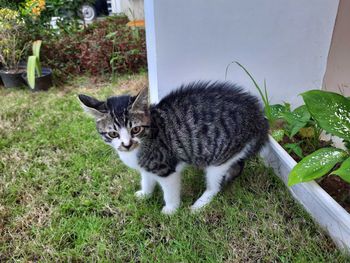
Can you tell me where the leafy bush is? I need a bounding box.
[0,0,19,9]
[288,90,350,186]
[19,0,96,39]
[0,8,29,71]
[19,0,50,39]
[236,62,326,159]
[41,16,147,83]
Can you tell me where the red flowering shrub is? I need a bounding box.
[42,15,147,83]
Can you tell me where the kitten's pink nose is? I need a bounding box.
[122,141,132,149]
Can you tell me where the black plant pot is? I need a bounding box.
[0,70,26,88]
[22,68,53,92]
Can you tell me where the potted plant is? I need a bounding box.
[235,62,350,253]
[0,8,28,88]
[261,92,350,253]
[288,90,350,187]
[22,40,53,91]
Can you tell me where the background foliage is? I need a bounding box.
[0,1,147,84]
[42,16,147,84]
[0,8,29,70]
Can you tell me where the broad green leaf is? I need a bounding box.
[290,122,306,138]
[27,56,37,89]
[281,111,297,126]
[270,104,288,120]
[302,90,350,141]
[284,143,304,159]
[32,40,42,77]
[271,129,284,142]
[282,105,311,137]
[332,157,350,183]
[293,105,311,122]
[288,147,348,186]
[281,114,305,137]
[283,102,291,112]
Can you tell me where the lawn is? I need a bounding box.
[0,74,349,262]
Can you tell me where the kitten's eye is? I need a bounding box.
[131,126,143,135]
[108,131,119,138]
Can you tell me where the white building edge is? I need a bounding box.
[144,0,340,105]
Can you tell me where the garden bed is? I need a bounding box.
[233,62,350,254]
[279,134,350,213]
[261,136,350,253]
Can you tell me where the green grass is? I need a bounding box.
[0,74,349,262]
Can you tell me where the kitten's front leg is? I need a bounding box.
[157,172,181,215]
[135,170,157,199]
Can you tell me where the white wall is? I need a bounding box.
[111,0,144,20]
[145,0,339,105]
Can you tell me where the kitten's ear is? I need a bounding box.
[131,87,149,113]
[78,94,107,120]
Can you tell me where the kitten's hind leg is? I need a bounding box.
[224,160,245,184]
[190,164,228,212]
[191,141,254,212]
[191,159,247,212]
[191,160,243,211]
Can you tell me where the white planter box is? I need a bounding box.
[261,136,350,253]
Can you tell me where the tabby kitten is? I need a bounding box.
[78,82,269,214]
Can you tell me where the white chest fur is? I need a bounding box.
[117,148,140,170]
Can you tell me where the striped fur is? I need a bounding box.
[79,81,269,213]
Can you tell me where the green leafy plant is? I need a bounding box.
[284,142,304,159]
[288,90,350,186]
[271,129,285,142]
[302,90,350,142]
[233,62,318,146]
[235,62,274,125]
[44,0,96,34]
[20,0,95,40]
[281,105,311,138]
[41,15,146,84]
[231,62,326,159]
[0,0,18,10]
[234,62,295,131]
[0,8,28,71]
[26,40,42,89]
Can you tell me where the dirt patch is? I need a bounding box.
[319,175,350,213]
[63,74,148,96]
[116,75,148,95]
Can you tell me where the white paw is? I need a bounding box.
[134,190,151,199]
[190,199,210,212]
[190,190,216,212]
[161,206,178,215]
[190,203,206,213]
